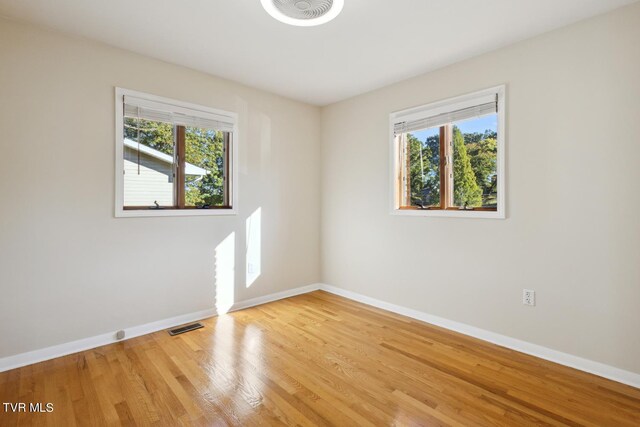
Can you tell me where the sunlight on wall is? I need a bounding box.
[215,232,235,314]
[245,208,262,288]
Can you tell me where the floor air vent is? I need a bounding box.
[168,322,204,336]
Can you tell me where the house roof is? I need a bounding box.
[124,138,208,176]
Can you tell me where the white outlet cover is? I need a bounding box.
[523,289,536,306]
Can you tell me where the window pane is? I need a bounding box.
[451,114,498,209]
[184,127,226,207]
[406,127,440,207]
[123,118,175,207]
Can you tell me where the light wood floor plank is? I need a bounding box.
[1,290,639,426]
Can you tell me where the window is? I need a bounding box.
[115,88,238,217]
[390,86,505,218]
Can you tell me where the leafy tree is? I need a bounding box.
[467,138,496,190]
[462,129,496,145]
[464,130,497,206]
[184,128,225,206]
[407,133,440,206]
[452,126,482,207]
[124,118,173,155]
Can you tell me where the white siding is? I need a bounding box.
[123,146,174,206]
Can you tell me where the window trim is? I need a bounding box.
[389,85,506,219]
[114,87,239,218]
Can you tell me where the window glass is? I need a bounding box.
[117,89,237,216]
[123,118,175,207]
[391,87,503,217]
[406,127,440,208]
[184,127,227,207]
[451,114,498,209]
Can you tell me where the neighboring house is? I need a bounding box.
[123,138,208,206]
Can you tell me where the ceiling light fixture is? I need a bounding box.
[261,0,344,27]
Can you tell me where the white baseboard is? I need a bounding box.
[3,282,638,390]
[0,308,216,373]
[0,283,320,373]
[231,283,321,312]
[319,283,640,389]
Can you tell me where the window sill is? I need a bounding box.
[391,208,505,219]
[115,208,237,218]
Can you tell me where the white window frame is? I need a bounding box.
[389,85,506,219]
[114,87,239,218]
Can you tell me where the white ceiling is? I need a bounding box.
[0,0,636,105]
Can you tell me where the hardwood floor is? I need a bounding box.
[1,291,639,426]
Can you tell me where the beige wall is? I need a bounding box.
[0,18,321,358]
[320,3,640,374]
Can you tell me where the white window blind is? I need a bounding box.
[124,95,235,132]
[394,95,497,135]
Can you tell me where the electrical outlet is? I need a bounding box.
[523,289,535,306]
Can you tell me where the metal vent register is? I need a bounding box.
[168,322,204,336]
